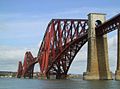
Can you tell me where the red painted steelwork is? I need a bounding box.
[16,61,23,78]
[37,19,88,78]
[17,13,120,79]
[38,14,120,79]
[21,51,36,78]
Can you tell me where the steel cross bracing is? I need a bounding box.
[22,51,37,78]
[38,14,120,78]
[37,19,88,78]
[17,13,120,79]
[16,61,23,78]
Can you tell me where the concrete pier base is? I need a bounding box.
[115,70,120,80]
[83,71,112,80]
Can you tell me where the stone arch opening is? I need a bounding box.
[95,20,102,27]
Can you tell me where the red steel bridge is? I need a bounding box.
[16,13,120,80]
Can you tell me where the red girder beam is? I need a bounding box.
[16,61,23,78]
[21,51,36,78]
[38,19,88,78]
[38,13,120,79]
[17,13,120,79]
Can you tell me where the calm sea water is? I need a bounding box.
[0,78,120,89]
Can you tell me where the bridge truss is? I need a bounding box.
[17,13,120,79]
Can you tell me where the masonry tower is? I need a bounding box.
[83,13,112,80]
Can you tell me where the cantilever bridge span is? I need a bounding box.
[17,13,120,80]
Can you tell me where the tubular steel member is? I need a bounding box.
[37,13,120,79]
[22,51,37,78]
[37,19,88,79]
[17,13,120,79]
[16,61,23,78]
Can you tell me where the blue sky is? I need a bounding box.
[0,0,120,74]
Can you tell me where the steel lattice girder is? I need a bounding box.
[37,19,88,77]
[16,13,120,79]
[22,51,36,78]
[16,61,23,78]
[38,14,120,78]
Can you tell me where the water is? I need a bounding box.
[0,78,120,89]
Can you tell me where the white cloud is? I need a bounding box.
[38,40,42,48]
[0,45,38,71]
[0,46,25,60]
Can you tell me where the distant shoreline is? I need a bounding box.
[0,71,84,79]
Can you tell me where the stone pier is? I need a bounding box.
[115,25,120,80]
[83,13,112,80]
